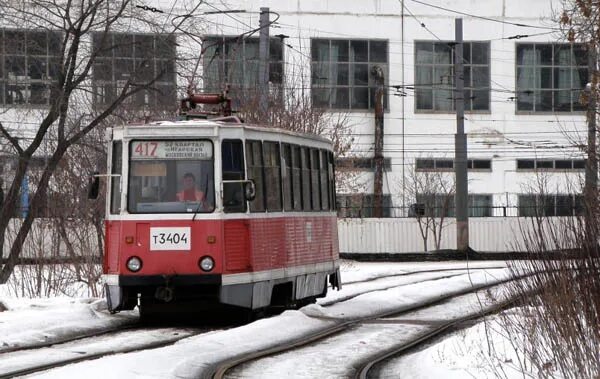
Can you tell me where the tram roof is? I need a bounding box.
[112,119,333,148]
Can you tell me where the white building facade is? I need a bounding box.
[0,0,589,220]
[192,0,588,219]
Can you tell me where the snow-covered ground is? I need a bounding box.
[378,308,536,378]
[0,260,519,378]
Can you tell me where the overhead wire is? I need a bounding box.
[407,0,561,31]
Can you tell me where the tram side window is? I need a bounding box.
[110,141,122,214]
[310,149,321,211]
[292,146,303,211]
[328,151,336,210]
[263,141,282,211]
[301,147,311,211]
[283,144,293,211]
[246,140,266,212]
[222,139,246,213]
[320,150,329,210]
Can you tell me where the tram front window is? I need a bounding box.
[128,140,214,213]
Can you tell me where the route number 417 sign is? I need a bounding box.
[131,140,213,160]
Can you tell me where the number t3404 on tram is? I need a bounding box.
[93,119,342,314]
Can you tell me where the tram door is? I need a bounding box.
[222,140,251,272]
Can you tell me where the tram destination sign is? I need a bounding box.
[131,140,212,160]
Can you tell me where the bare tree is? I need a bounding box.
[0,0,207,283]
[209,44,357,192]
[404,165,455,251]
[487,4,600,377]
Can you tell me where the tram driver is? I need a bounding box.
[176,172,205,202]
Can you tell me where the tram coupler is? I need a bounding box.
[155,286,174,302]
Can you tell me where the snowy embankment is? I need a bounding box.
[0,298,137,352]
[25,266,513,378]
[379,307,541,379]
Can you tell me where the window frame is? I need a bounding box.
[245,140,266,213]
[515,42,587,114]
[202,35,285,105]
[110,140,122,215]
[516,158,586,171]
[414,40,491,114]
[310,38,389,111]
[0,28,62,107]
[413,193,493,217]
[336,157,392,171]
[336,193,392,218]
[222,139,247,214]
[518,194,584,217]
[300,147,311,211]
[263,141,283,212]
[126,139,215,214]
[91,32,177,108]
[415,158,492,172]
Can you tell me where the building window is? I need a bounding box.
[415,158,492,171]
[336,157,391,171]
[516,159,585,170]
[518,194,583,216]
[92,33,177,108]
[336,194,392,218]
[311,39,388,110]
[415,41,490,112]
[1,29,61,105]
[413,194,493,217]
[202,36,283,105]
[516,43,587,112]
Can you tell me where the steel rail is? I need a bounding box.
[0,322,138,355]
[353,295,523,379]
[340,265,507,285]
[320,271,473,307]
[211,273,521,379]
[0,328,209,378]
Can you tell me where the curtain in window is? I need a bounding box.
[433,44,453,110]
[329,43,339,105]
[555,67,571,110]
[517,46,539,109]
[554,45,573,110]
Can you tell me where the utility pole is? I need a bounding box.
[585,44,597,245]
[372,66,385,218]
[454,18,469,252]
[258,7,270,118]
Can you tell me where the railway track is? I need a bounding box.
[0,327,211,378]
[339,263,508,285]
[213,271,519,378]
[353,293,521,379]
[320,267,496,306]
[0,267,511,377]
[0,266,494,356]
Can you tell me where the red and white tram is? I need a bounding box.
[98,118,341,314]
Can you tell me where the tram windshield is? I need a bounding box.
[127,140,215,213]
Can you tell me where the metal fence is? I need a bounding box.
[337,216,577,253]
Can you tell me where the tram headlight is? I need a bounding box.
[126,256,142,272]
[199,256,214,272]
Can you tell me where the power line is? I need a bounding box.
[407,0,561,31]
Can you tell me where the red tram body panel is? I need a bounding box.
[101,120,341,313]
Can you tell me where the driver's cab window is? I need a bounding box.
[222,139,246,213]
[110,141,122,214]
[127,140,215,213]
